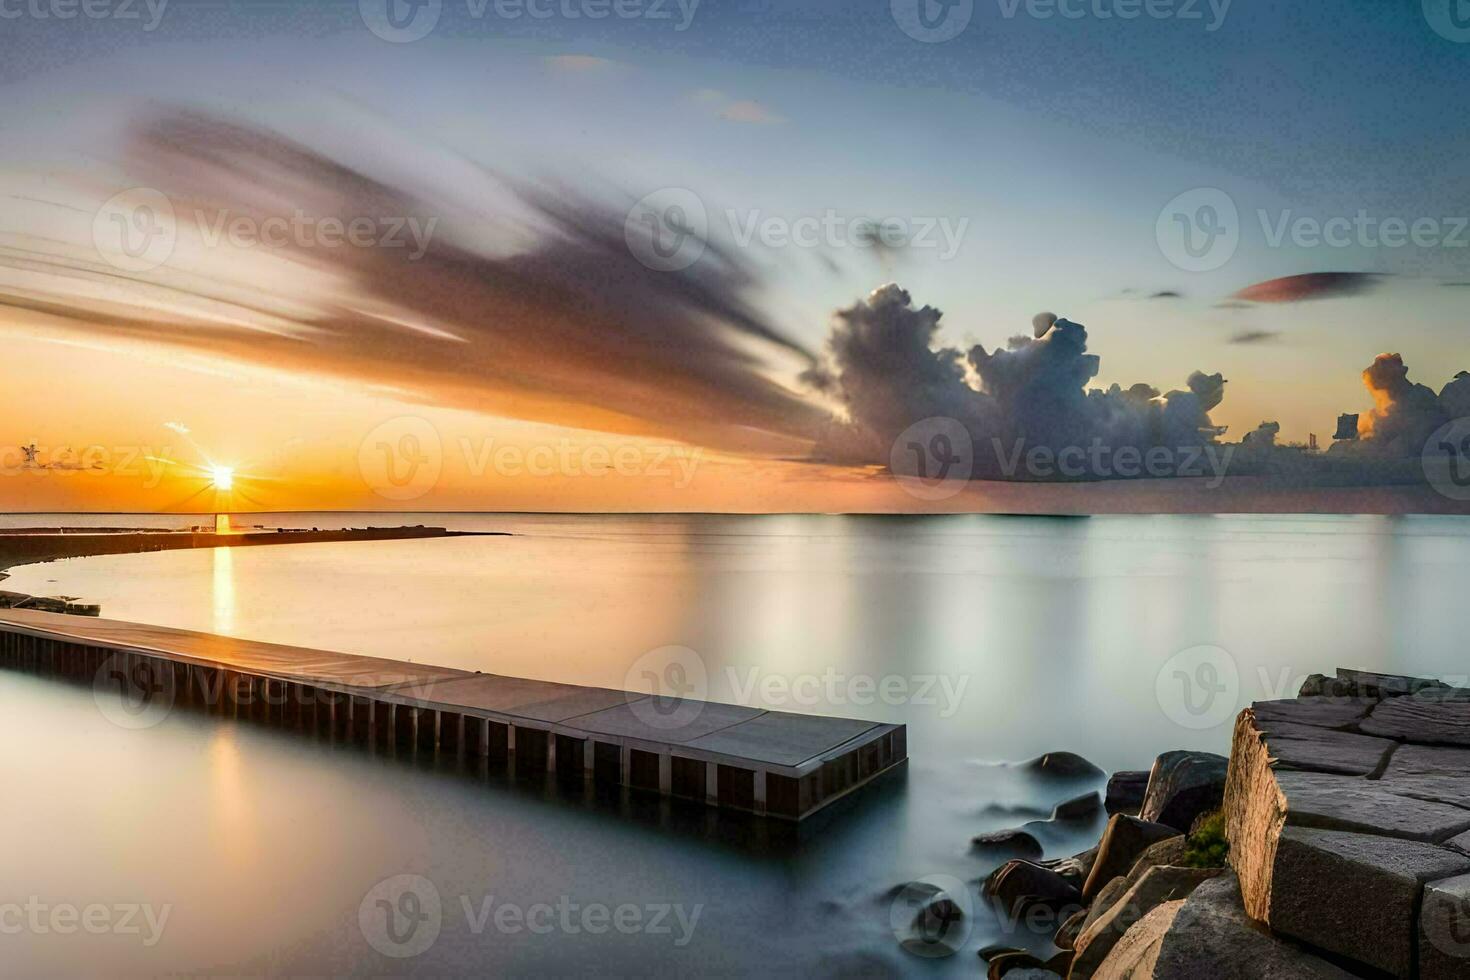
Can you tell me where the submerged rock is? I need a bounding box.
[971,828,1044,859]
[1052,791,1102,821]
[1024,751,1104,779]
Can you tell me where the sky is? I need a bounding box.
[0,0,1467,513]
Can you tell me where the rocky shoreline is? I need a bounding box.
[919,667,1470,978]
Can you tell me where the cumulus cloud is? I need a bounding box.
[804,284,1229,479]
[1233,272,1384,303]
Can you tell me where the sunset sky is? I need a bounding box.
[1,1,1467,512]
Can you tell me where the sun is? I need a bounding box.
[210,465,234,492]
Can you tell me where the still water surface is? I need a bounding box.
[3,513,1467,975]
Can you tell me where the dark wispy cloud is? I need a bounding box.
[1230,330,1281,345]
[0,108,825,457]
[1232,272,1385,304]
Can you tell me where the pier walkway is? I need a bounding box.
[0,609,906,820]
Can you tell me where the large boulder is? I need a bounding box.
[1080,837,1187,936]
[1360,688,1470,745]
[1139,751,1228,832]
[1069,865,1220,978]
[1104,771,1149,815]
[1421,872,1470,980]
[1266,827,1470,976]
[1092,873,1355,979]
[1081,815,1181,901]
[984,860,1082,918]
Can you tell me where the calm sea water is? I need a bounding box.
[3,513,1468,976]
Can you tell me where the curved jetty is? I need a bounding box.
[0,609,905,821]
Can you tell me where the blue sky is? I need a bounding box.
[0,0,1467,470]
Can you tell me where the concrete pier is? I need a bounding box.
[0,609,906,820]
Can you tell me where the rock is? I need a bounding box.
[1378,743,1470,808]
[1252,723,1395,777]
[1335,667,1449,698]
[1093,873,1355,979]
[1001,971,1061,980]
[1251,697,1371,730]
[1082,815,1181,900]
[1361,689,1470,745]
[1421,872,1470,979]
[1038,846,1098,888]
[972,828,1044,859]
[1070,865,1221,977]
[1024,751,1104,779]
[984,860,1082,918]
[1104,770,1149,815]
[913,896,963,939]
[1140,751,1228,832]
[1225,707,1470,934]
[1266,827,1470,976]
[1052,791,1102,821]
[1041,950,1072,974]
[977,943,1027,961]
[1053,906,1088,950]
[985,951,1045,979]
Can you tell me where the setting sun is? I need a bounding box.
[210,466,234,492]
